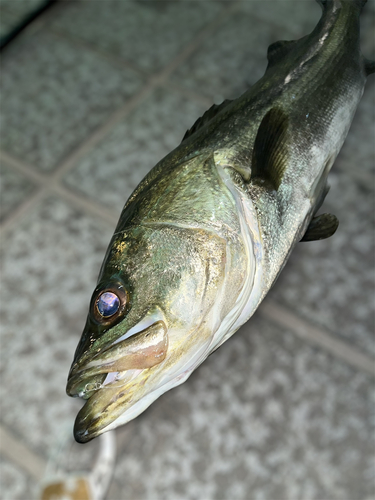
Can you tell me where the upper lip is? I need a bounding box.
[66,320,168,398]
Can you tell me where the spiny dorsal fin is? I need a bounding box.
[300,213,339,242]
[267,40,297,67]
[251,107,289,191]
[181,99,232,142]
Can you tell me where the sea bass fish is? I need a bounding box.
[67,0,374,443]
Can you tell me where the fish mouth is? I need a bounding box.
[67,321,168,443]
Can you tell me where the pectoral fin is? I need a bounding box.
[300,213,339,242]
[251,107,289,191]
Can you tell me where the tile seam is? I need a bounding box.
[46,26,149,79]
[0,152,119,233]
[0,424,46,480]
[0,185,47,236]
[259,299,375,376]
[52,183,118,227]
[0,150,47,185]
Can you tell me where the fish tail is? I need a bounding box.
[316,0,367,11]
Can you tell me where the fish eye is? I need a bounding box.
[96,291,120,318]
[91,282,129,324]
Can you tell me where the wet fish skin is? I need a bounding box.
[67,0,374,443]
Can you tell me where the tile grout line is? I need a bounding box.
[0,150,119,233]
[259,299,375,376]
[0,424,46,481]
[0,184,47,236]
[0,150,47,184]
[53,183,118,227]
[47,26,150,79]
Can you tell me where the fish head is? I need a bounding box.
[67,220,239,443]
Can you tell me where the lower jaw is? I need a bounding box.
[73,370,147,443]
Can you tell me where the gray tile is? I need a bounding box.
[269,171,375,357]
[0,454,37,500]
[64,87,208,213]
[172,11,294,101]
[0,161,36,222]
[0,0,49,43]
[106,478,124,500]
[50,0,224,73]
[0,8,20,40]
[238,0,321,37]
[112,315,374,500]
[0,196,113,457]
[0,31,143,172]
[0,0,46,16]
[361,0,375,59]
[337,77,375,175]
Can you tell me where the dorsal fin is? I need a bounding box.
[251,107,289,191]
[181,99,232,142]
[300,213,339,242]
[267,40,297,67]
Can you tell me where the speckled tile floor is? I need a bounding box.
[0,1,374,500]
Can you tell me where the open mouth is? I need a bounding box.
[67,321,168,442]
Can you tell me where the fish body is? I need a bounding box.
[67,0,374,443]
